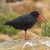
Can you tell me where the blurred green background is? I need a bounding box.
[0,11,19,36]
[0,0,50,37]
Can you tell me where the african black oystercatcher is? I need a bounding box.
[4,11,45,40]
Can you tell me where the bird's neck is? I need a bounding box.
[31,15,37,19]
[30,13,37,19]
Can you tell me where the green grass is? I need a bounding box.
[42,20,50,37]
[0,11,50,37]
[0,11,20,36]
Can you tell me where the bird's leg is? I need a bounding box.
[25,30,29,40]
[25,30,27,40]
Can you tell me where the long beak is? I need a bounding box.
[38,15,48,26]
[38,15,46,22]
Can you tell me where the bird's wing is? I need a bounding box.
[4,14,36,28]
[10,14,35,25]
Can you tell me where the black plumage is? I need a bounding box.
[4,11,40,40]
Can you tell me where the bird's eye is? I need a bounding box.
[36,13,38,15]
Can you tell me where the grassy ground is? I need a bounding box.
[42,20,50,36]
[0,11,50,37]
[0,11,19,36]
[0,0,50,37]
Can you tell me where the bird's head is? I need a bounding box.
[31,11,46,22]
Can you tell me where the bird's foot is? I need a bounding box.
[24,37,30,40]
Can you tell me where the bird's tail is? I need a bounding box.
[3,21,11,25]
[3,22,8,25]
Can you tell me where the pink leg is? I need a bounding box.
[25,31,27,40]
[25,31,29,40]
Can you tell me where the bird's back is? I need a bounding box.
[4,13,37,30]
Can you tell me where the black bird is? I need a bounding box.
[4,11,45,40]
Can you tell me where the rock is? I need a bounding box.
[23,45,33,50]
[0,35,50,50]
[0,34,12,43]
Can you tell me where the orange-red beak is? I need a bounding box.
[38,15,45,22]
